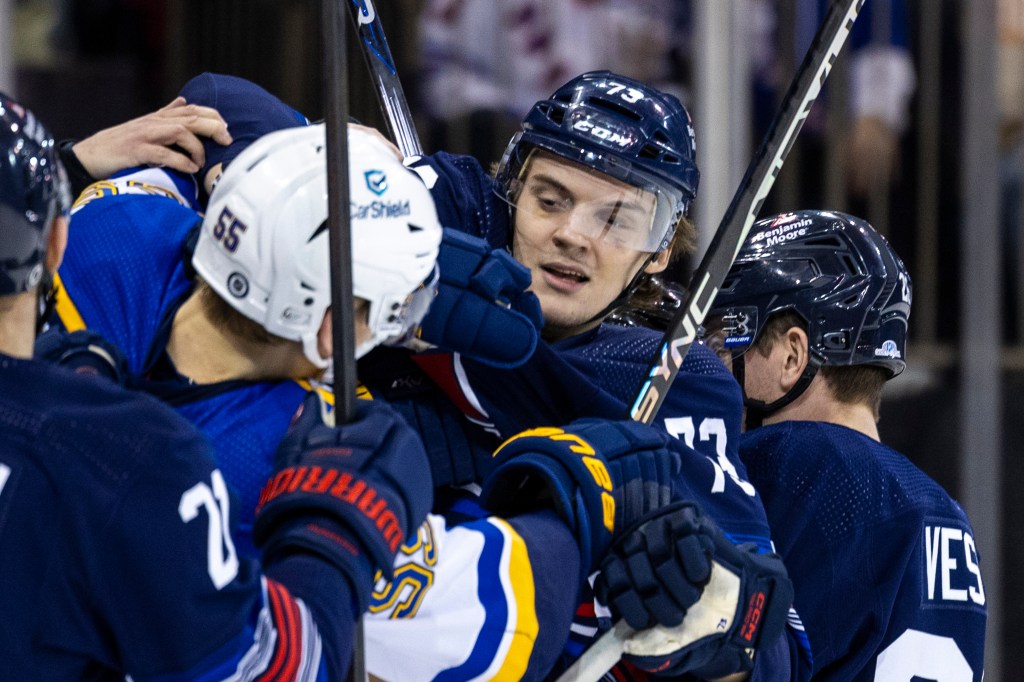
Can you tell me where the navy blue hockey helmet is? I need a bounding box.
[178,72,309,175]
[0,93,70,296]
[495,71,699,254]
[707,210,912,377]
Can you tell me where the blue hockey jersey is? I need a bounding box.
[741,422,987,681]
[51,172,584,680]
[0,354,353,680]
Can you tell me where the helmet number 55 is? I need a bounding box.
[211,208,248,253]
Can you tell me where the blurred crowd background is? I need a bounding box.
[0,0,1018,677]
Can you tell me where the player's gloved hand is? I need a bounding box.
[413,228,543,368]
[34,328,130,386]
[253,392,433,610]
[597,501,793,678]
[478,418,680,582]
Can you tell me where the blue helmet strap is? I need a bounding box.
[738,351,823,431]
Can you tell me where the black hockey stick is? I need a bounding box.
[556,1,865,679]
[630,0,864,425]
[346,0,423,156]
[322,0,364,679]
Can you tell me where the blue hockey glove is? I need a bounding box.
[596,501,793,678]
[478,418,680,581]
[415,228,543,368]
[253,393,434,610]
[34,328,130,386]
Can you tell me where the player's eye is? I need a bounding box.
[530,186,571,213]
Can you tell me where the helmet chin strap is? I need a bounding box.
[582,252,660,327]
[736,352,823,431]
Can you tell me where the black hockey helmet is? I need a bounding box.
[495,70,699,255]
[707,210,912,378]
[0,93,70,296]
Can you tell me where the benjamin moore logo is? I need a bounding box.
[365,170,388,196]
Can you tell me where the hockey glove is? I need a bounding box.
[414,228,543,368]
[253,393,433,611]
[34,328,130,386]
[478,418,680,582]
[597,501,793,678]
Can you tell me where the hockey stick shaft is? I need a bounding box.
[323,0,365,680]
[557,2,864,680]
[630,0,864,426]
[346,0,423,156]
[326,0,357,427]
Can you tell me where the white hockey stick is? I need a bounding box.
[346,0,423,156]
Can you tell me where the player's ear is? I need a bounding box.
[778,326,810,391]
[45,215,68,273]
[316,305,333,360]
[643,248,671,275]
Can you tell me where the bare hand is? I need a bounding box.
[72,97,233,180]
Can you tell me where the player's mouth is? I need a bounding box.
[540,262,590,293]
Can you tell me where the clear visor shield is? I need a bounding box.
[500,151,679,253]
[382,264,441,347]
[701,306,761,368]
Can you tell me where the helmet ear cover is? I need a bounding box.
[191,124,442,368]
[0,93,71,296]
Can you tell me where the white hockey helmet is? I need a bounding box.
[192,123,442,367]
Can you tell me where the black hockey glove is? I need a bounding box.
[478,418,680,582]
[253,393,434,611]
[414,228,543,368]
[596,501,793,678]
[34,327,130,386]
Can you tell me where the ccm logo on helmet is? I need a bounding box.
[571,120,633,148]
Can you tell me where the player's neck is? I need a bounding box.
[0,291,39,359]
[167,294,314,384]
[764,377,881,441]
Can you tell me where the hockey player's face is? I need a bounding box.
[511,155,668,340]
